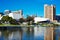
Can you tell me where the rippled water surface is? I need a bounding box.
[0,26,60,40]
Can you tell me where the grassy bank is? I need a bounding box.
[40,23,59,27]
[0,24,34,27]
[0,23,59,27]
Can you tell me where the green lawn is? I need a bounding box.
[0,24,20,26]
[0,23,59,27]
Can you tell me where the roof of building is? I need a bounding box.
[34,17,50,22]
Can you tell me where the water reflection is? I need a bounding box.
[8,31,22,40]
[55,27,60,40]
[34,27,46,40]
[0,26,60,40]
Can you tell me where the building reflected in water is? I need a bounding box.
[0,26,60,40]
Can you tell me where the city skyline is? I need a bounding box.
[0,0,60,17]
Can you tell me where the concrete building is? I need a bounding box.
[34,17,50,23]
[4,10,11,15]
[44,4,56,22]
[9,10,23,20]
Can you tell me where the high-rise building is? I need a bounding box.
[44,4,56,22]
[4,10,11,15]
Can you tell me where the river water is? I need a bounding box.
[0,26,60,40]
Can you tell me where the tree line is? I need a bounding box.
[0,15,34,25]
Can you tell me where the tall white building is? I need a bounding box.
[9,10,23,20]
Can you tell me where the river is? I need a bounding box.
[0,26,60,40]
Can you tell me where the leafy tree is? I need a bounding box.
[0,20,2,24]
[26,15,34,25]
[9,19,18,25]
[19,18,25,23]
[26,15,34,22]
[1,16,19,25]
[1,16,9,23]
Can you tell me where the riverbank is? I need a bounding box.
[0,24,35,27]
[40,23,59,27]
[0,23,60,27]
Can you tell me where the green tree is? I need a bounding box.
[1,16,19,25]
[26,15,34,22]
[9,19,18,25]
[19,18,25,23]
[26,15,34,25]
[1,16,9,23]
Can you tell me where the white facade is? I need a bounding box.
[34,17,50,23]
[9,10,23,20]
[0,17,2,20]
[0,14,3,20]
[4,10,11,15]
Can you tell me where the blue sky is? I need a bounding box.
[0,0,60,17]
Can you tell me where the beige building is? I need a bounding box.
[44,4,56,22]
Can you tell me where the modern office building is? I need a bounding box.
[4,10,11,15]
[44,4,56,22]
[9,10,23,20]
